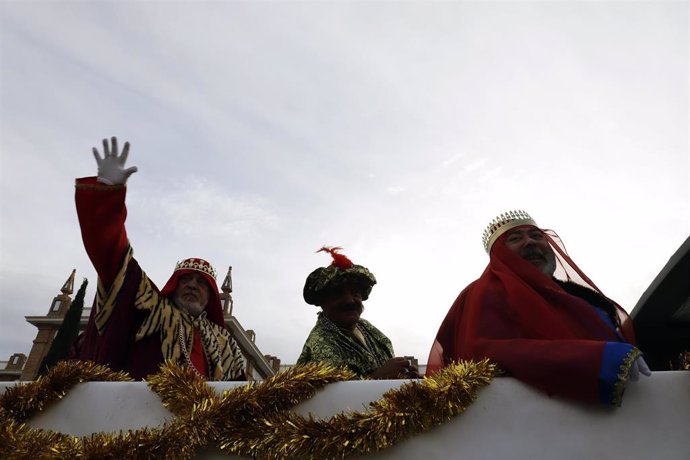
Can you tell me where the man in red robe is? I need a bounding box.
[427,210,650,405]
[77,137,245,380]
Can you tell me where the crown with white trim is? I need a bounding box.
[173,258,217,280]
[482,210,537,253]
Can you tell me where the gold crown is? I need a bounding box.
[482,210,537,253]
[174,258,217,280]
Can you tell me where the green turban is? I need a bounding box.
[303,247,377,306]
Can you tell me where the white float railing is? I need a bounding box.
[2,372,689,459]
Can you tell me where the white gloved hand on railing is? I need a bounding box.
[92,136,138,185]
[628,356,652,382]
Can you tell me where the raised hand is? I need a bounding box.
[93,136,138,185]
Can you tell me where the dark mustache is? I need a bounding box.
[338,302,362,312]
[521,247,545,259]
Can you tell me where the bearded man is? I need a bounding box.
[297,247,419,379]
[76,137,245,380]
[427,211,650,405]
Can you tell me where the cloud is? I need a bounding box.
[386,186,406,196]
[138,176,279,239]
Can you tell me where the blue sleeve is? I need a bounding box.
[599,342,641,406]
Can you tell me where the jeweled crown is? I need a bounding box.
[174,258,217,280]
[482,210,537,253]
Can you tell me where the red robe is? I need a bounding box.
[427,231,639,405]
[75,177,244,380]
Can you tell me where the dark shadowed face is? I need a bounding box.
[173,272,210,317]
[503,225,557,276]
[319,282,364,331]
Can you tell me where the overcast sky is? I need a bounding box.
[1,1,688,368]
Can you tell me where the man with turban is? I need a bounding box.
[76,137,245,380]
[427,211,650,405]
[298,247,419,379]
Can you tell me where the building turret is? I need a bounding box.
[220,266,234,316]
[21,269,81,380]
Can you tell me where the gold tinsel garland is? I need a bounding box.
[0,359,497,459]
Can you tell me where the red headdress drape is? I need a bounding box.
[160,264,224,328]
[427,228,635,403]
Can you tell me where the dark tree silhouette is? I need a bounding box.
[38,278,88,376]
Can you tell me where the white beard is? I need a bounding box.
[173,293,205,317]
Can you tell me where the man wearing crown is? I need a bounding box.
[75,137,245,380]
[297,247,419,379]
[427,211,650,406]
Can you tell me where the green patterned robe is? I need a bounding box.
[297,313,394,377]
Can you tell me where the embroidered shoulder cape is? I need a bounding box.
[297,313,394,377]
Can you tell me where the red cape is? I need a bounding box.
[427,231,636,403]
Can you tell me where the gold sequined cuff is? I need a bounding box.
[75,180,126,191]
[612,347,642,407]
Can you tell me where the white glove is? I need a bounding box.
[628,356,651,382]
[92,136,138,185]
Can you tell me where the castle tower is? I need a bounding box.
[220,266,234,316]
[0,353,27,382]
[218,266,276,380]
[21,269,81,380]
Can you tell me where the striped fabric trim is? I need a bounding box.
[95,246,134,334]
[95,248,245,380]
[133,273,245,380]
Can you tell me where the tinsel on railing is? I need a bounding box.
[0,359,497,459]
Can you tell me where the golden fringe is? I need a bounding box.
[612,348,642,407]
[0,359,497,459]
